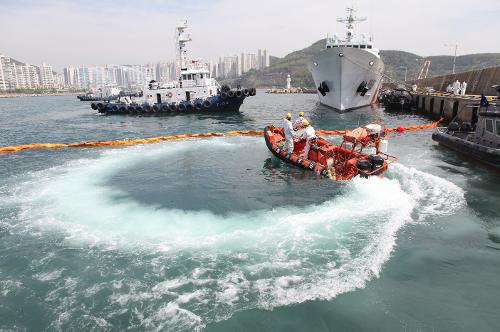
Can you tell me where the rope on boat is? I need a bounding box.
[0,119,444,154]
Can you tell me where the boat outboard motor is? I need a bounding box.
[368,155,385,175]
[460,122,473,132]
[447,122,460,131]
[356,159,372,178]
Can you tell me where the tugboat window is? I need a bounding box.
[360,45,366,49]
[200,74,204,79]
[486,119,494,133]
[368,45,373,49]
[496,120,500,136]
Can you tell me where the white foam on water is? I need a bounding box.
[4,137,467,331]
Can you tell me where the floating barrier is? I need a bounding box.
[0,119,444,154]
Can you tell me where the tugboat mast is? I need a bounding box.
[175,20,192,79]
[337,7,366,42]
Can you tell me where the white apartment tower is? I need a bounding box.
[39,63,55,88]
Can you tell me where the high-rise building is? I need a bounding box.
[155,62,176,83]
[63,66,77,87]
[257,49,270,69]
[212,63,218,79]
[215,49,270,78]
[17,64,40,89]
[0,54,17,90]
[77,66,90,89]
[38,63,55,88]
[263,49,270,67]
[219,56,239,78]
[0,63,5,90]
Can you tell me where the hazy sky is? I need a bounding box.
[1,0,499,70]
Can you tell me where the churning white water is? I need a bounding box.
[4,137,465,330]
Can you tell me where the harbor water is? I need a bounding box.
[1,94,499,331]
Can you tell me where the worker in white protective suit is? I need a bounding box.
[453,80,461,96]
[461,81,467,96]
[283,113,296,154]
[293,111,308,138]
[301,120,316,159]
[293,112,308,130]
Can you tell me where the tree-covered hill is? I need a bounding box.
[227,40,500,88]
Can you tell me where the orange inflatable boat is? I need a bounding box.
[264,124,397,180]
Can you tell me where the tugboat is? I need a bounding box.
[91,21,255,115]
[264,123,397,180]
[309,7,384,112]
[432,100,500,168]
[382,85,413,111]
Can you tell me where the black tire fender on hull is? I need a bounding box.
[94,96,246,116]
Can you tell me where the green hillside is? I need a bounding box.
[227,40,500,88]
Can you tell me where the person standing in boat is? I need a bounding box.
[293,112,308,130]
[294,111,308,138]
[283,113,296,154]
[301,121,316,159]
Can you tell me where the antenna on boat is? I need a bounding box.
[175,20,191,80]
[337,6,366,42]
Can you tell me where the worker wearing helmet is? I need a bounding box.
[301,120,316,159]
[283,113,296,154]
[293,111,308,130]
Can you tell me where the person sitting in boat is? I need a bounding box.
[293,112,308,130]
[283,113,296,154]
[301,120,316,159]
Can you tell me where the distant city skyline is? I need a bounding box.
[0,0,498,71]
[0,46,270,91]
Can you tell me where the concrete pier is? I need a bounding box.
[412,93,497,124]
